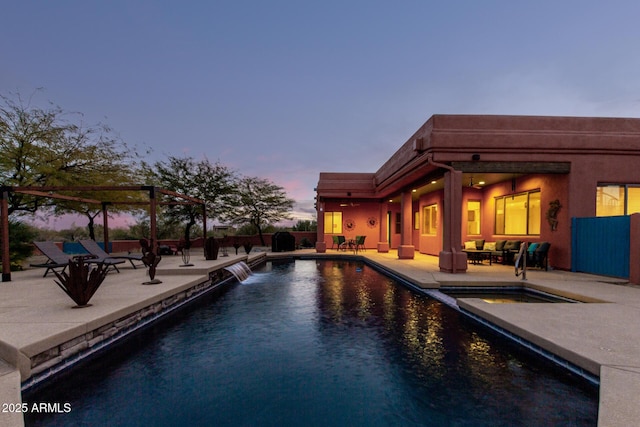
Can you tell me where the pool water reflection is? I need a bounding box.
[25,260,597,426]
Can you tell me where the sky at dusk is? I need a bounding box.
[3,1,640,228]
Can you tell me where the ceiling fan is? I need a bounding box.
[469,176,484,189]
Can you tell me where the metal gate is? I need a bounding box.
[571,216,629,278]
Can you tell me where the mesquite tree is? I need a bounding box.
[0,91,141,238]
[224,176,294,246]
[143,155,237,244]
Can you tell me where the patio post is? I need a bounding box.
[398,191,415,259]
[1,188,10,282]
[148,186,158,254]
[202,203,207,242]
[439,169,467,273]
[102,202,110,253]
[315,201,326,252]
[377,201,389,252]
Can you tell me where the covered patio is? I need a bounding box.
[315,114,640,274]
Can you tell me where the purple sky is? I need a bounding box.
[3,1,640,228]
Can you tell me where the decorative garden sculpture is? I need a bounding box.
[546,199,562,231]
[140,238,162,284]
[53,255,108,308]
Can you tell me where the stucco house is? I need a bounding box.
[315,114,640,275]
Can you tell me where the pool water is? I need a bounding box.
[24,260,597,426]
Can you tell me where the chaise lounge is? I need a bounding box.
[31,241,125,276]
[79,239,144,269]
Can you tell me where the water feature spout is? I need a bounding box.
[224,261,252,282]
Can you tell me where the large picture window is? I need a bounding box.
[495,191,540,235]
[422,204,437,235]
[596,185,640,216]
[324,211,343,234]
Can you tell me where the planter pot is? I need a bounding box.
[204,237,219,260]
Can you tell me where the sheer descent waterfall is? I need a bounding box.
[224,261,252,282]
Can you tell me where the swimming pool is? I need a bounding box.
[24,259,597,426]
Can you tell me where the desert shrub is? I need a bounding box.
[0,220,38,271]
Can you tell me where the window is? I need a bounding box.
[495,191,540,235]
[324,211,343,234]
[422,204,437,235]
[467,200,481,235]
[596,185,640,216]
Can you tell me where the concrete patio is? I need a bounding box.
[1,248,639,426]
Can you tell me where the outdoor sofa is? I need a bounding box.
[463,239,550,269]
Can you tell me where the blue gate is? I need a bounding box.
[571,216,629,278]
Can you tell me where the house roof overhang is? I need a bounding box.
[316,114,640,203]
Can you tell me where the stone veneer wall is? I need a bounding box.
[22,257,264,390]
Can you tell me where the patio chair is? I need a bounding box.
[531,242,551,270]
[355,235,366,252]
[331,236,346,250]
[79,239,144,269]
[32,241,124,276]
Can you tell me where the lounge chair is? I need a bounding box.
[32,241,124,276]
[79,239,144,269]
[30,241,72,277]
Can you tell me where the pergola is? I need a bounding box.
[1,185,206,282]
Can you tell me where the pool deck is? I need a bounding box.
[1,249,639,426]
